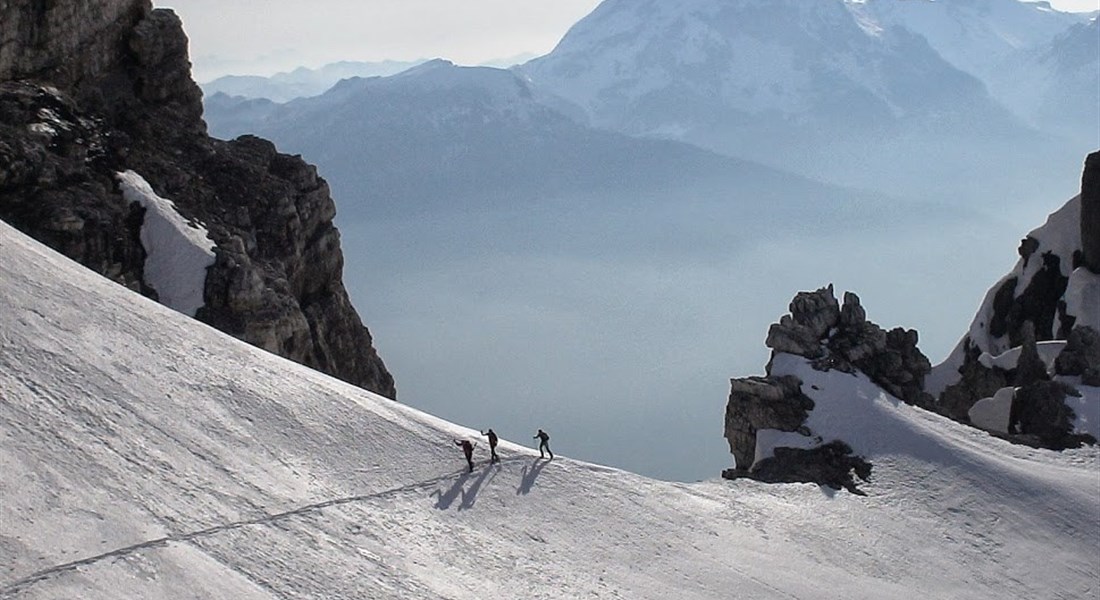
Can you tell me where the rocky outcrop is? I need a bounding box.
[749,441,872,497]
[724,376,813,471]
[0,2,395,398]
[766,286,933,407]
[0,1,146,92]
[1055,326,1100,386]
[1082,152,1100,274]
[929,154,1098,447]
[723,285,922,492]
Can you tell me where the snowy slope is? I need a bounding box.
[2,220,1099,599]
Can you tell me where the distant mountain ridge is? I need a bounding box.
[515,0,1089,198]
[205,59,893,224]
[201,59,426,102]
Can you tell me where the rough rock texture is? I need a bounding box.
[939,344,1009,422]
[1010,382,1089,449]
[0,0,146,92]
[932,154,1098,446]
[768,286,933,407]
[1055,326,1100,386]
[724,375,813,471]
[0,4,395,398]
[724,285,926,492]
[746,441,873,496]
[1082,151,1100,274]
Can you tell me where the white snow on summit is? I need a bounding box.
[116,170,215,316]
[848,0,1087,85]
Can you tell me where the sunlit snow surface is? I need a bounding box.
[116,170,215,316]
[1,221,1098,599]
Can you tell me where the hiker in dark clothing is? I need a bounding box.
[533,429,553,459]
[481,429,500,463]
[455,439,476,472]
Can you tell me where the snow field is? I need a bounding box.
[1,220,1098,599]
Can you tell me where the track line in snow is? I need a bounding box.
[0,458,527,596]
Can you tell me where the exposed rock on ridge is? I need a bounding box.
[0,1,395,398]
[723,285,923,491]
[928,152,1099,447]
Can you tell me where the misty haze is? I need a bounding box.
[199,0,1097,480]
[2,0,1098,597]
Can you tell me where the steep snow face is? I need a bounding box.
[116,170,215,317]
[516,0,1052,199]
[3,216,1100,598]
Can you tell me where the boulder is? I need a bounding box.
[724,375,814,471]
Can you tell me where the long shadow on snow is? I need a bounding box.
[516,458,549,496]
[432,462,498,511]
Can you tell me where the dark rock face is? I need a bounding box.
[931,154,1097,448]
[939,343,1009,422]
[1055,326,1100,386]
[767,286,933,407]
[0,0,146,92]
[724,375,813,471]
[742,441,873,497]
[1082,151,1100,274]
[1010,382,1091,449]
[0,4,395,398]
[724,285,927,492]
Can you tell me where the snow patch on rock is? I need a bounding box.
[930,196,1082,392]
[116,170,215,316]
[978,341,1066,372]
[969,387,1016,434]
[1066,267,1100,332]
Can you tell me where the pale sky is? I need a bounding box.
[161,0,1099,82]
[159,0,603,81]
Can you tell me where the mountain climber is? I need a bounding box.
[481,428,500,463]
[455,439,476,472]
[534,429,553,459]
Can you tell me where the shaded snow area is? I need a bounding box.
[2,221,1098,599]
[927,196,1083,396]
[116,170,215,316]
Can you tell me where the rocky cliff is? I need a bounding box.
[724,154,1099,490]
[0,1,395,398]
[927,152,1099,448]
